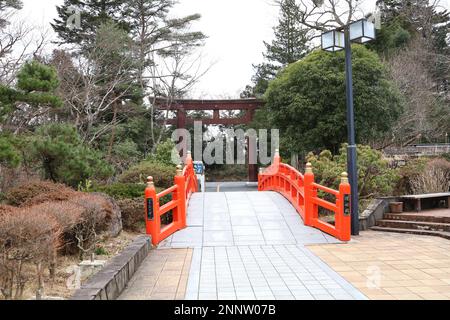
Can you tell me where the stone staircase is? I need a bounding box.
[371,213,450,240]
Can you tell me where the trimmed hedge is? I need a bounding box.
[118,161,176,189]
[4,180,76,207]
[91,183,146,200]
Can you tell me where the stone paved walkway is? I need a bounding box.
[309,231,450,300]
[156,191,366,300]
[119,248,192,300]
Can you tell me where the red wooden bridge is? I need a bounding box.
[144,150,351,246]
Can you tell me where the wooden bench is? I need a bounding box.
[399,193,450,212]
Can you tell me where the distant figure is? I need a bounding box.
[194,161,205,193]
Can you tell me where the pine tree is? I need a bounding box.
[51,0,129,51]
[124,0,206,92]
[246,0,309,97]
[0,60,62,132]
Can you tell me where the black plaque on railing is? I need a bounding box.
[147,198,154,221]
[344,195,351,216]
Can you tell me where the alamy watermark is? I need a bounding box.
[66,7,81,30]
[171,121,280,166]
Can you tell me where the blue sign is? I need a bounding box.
[193,162,205,175]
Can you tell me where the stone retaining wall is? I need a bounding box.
[71,235,152,300]
[359,197,398,230]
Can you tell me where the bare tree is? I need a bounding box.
[291,0,366,39]
[126,0,209,152]
[0,1,51,85]
[147,42,212,152]
[52,23,138,144]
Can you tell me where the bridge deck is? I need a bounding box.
[120,192,366,300]
[160,192,340,248]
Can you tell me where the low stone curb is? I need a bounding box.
[359,197,397,230]
[71,235,152,300]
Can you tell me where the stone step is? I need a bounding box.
[377,219,450,232]
[370,226,450,240]
[384,213,450,224]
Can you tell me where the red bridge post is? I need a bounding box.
[337,172,351,241]
[145,176,160,246]
[303,163,314,227]
[174,165,187,230]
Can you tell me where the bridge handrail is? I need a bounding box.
[144,152,198,246]
[258,150,351,242]
[312,183,340,197]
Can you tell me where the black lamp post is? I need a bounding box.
[321,19,376,236]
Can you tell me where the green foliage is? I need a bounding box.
[395,158,428,195]
[442,153,450,162]
[28,124,113,187]
[118,160,175,189]
[91,183,146,200]
[52,0,130,51]
[108,140,141,174]
[94,246,109,256]
[261,46,403,156]
[245,0,310,97]
[78,179,94,193]
[17,60,60,93]
[307,145,399,203]
[0,135,21,168]
[148,139,179,166]
[370,20,411,56]
[0,61,62,124]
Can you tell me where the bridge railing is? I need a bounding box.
[144,152,198,246]
[258,150,351,241]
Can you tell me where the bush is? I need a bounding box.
[17,193,115,259]
[4,181,122,257]
[0,209,60,300]
[116,198,144,232]
[27,124,114,187]
[4,180,76,207]
[395,158,428,195]
[108,140,141,175]
[96,184,172,231]
[0,135,21,168]
[149,139,180,166]
[396,157,450,194]
[442,153,450,162]
[91,183,146,200]
[307,145,399,212]
[409,158,450,194]
[0,204,15,216]
[118,161,175,188]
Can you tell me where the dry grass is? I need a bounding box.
[410,158,450,194]
[7,231,140,300]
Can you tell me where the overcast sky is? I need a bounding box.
[19,0,449,98]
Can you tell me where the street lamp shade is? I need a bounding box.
[349,19,376,43]
[321,30,345,52]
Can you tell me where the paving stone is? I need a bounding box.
[121,192,367,301]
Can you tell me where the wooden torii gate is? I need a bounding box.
[155,98,264,181]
